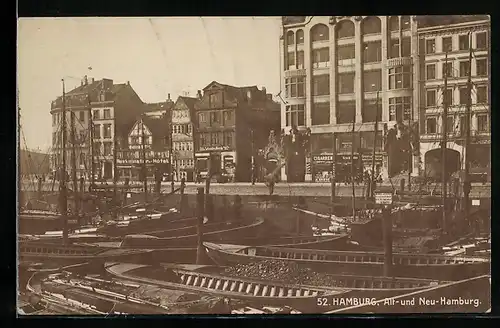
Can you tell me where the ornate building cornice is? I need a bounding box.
[418,23,489,38]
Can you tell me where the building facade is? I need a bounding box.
[50,76,144,182]
[417,16,490,181]
[171,96,198,182]
[194,81,280,182]
[280,16,420,182]
[116,115,171,181]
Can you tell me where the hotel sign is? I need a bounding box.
[116,149,169,165]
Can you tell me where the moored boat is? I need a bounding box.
[18,210,62,235]
[104,262,346,312]
[18,241,154,265]
[204,242,490,281]
[121,218,266,248]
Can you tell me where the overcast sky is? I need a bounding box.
[18,17,282,152]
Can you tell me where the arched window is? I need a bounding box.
[286,31,295,45]
[311,24,329,42]
[336,20,355,39]
[389,16,399,32]
[361,16,381,34]
[401,16,411,30]
[296,29,304,44]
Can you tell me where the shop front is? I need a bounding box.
[195,145,236,182]
[116,149,170,182]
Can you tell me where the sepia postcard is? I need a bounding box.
[17,15,490,316]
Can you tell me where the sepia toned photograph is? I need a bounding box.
[17,15,490,315]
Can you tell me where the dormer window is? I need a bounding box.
[99,92,106,102]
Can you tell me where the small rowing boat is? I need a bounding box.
[204,242,490,281]
[105,262,346,312]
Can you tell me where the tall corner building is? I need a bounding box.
[280,16,420,183]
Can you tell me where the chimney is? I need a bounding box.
[83,75,88,85]
[262,87,266,95]
[168,93,171,101]
[127,81,130,86]
[266,93,272,100]
[197,90,202,100]
[90,77,95,84]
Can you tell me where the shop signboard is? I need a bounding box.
[200,145,230,152]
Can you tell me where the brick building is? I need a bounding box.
[50,76,144,182]
[194,81,280,182]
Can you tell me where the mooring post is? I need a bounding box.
[196,187,205,265]
[221,195,227,223]
[234,195,242,221]
[180,177,186,214]
[382,205,393,277]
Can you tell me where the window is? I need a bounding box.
[459,61,470,77]
[389,16,399,32]
[476,86,487,103]
[210,132,221,145]
[79,130,86,143]
[94,124,101,138]
[285,77,306,98]
[103,142,112,156]
[476,32,487,50]
[363,41,381,63]
[188,125,192,133]
[477,114,489,132]
[389,39,399,58]
[444,88,453,106]
[337,101,356,124]
[401,16,411,30]
[312,75,330,96]
[103,124,112,139]
[426,64,436,80]
[52,132,56,145]
[296,29,304,44]
[389,96,412,122]
[312,48,330,68]
[338,72,355,94]
[442,37,452,52]
[210,111,221,124]
[426,39,436,54]
[459,35,469,50]
[459,87,469,105]
[209,93,220,108]
[286,31,294,45]
[287,52,295,69]
[93,142,101,156]
[103,109,111,119]
[285,104,305,127]
[361,17,381,34]
[363,100,382,123]
[130,136,139,145]
[93,109,100,120]
[388,66,412,89]
[459,116,467,135]
[297,51,304,69]
[426,90,436,107]
[336,20,355,38]
[446,116,454,133]
[363,70,382,92]
[223,111,233,125]
[198,112,207,123]
[223,132,233,147]
[401,37,411,57]
[476,58,487,76]
[79,111,85,122]
[337,44,355,61]
[311,102,330,125]
[52,114,56,126]
[311,24,329,42]
[426,117,437,134]
[443,62,453,78]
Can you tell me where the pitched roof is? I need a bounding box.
[143,101,175,113]
[416,15,490,28]
[177,96,198,110]
[142,116,169,138]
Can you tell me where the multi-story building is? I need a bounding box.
[143,94,174,118]
[116,115,170,181]
[280,16,420,182]
[194,81,280,182]
[171,95,198,182]
[50,76,144,181]
[416,15,490,181]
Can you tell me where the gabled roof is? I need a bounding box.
[143,101,174,113]
[200,81,269,107]
[177,96,198,111]
[141,116,169,138]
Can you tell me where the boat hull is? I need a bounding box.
[204,243,490,281]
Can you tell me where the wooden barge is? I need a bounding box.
[204,242,490,281]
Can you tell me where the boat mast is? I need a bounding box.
[141,116,148,203]
[441,51,449,234]
[462,32,473,232]
[88,92,94,192]
[60,79,68,244]
[113,122,118,218]
[370,90,380,199]
[70,95,78,215]
[351,107,356,221]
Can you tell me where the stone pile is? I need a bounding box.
[223,260,347,288]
